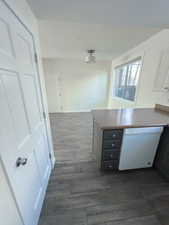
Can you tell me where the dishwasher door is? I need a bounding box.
[119,127,163,170]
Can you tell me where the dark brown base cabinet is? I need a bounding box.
[101,130,123,170]
[155,127,169,180]
[93,119,123,170]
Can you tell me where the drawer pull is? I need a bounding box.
[112,134,116,138]
[112,144,115,147]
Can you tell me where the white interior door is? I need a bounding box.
[0,163,23,225]
[0,2,51,225]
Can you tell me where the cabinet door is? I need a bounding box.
[155,127,169,180]
[153,49,169,92]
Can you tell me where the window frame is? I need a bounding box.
[112,57,142,103]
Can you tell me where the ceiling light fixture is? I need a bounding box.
[85,49,96,64]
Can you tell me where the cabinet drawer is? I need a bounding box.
[102,160,119,170]
[103,151,120,161]
[103,140,121,149]
[103,130,123,140]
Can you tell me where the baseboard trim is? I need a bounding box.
[49,110,91,113]
[49,108,109,113]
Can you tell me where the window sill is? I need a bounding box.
[112,96,136,104]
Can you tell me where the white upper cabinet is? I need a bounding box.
[153,48,169,92]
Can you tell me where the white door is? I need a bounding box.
[0,2,51,225]
[0,163,23,225]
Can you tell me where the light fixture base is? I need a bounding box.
[85,49,96,63]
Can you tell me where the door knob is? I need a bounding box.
[16,157,28,167]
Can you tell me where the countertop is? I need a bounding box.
[92,108,169,129]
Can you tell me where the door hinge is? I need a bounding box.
[49,153,52,159]
[43,112,46,120]
[34,53,38,64]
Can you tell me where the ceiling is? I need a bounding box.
[39,21,161,60]
[27,0,169,27]
[27,0,168,60]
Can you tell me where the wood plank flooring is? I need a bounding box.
[39,113,169,225]
[49,112,93,163]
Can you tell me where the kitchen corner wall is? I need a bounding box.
[108,29,169,109]
[43,58,110,112]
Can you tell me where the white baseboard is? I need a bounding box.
[63,110,91,113]
[49,110,91,113]
[49,108,110,113]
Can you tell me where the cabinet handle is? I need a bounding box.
[112,134,116,138]
[112,143,115,147]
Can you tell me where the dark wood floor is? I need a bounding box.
[39,113,169,225]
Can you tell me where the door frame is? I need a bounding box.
[2,0,55,167]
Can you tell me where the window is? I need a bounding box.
[113,58,142,101]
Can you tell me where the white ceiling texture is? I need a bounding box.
[27,0,169,60]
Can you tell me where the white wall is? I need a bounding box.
[43,58,110,112]
[108,29,169,109]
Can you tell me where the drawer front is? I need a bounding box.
[101,129,123,171]
[103,151,120,161]
[103,130,123,140]
[102,160,119,170]
[103,140,121,149]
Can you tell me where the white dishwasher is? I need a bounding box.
[119,127,163,170]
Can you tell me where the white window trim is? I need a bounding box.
[112,51,145,104]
